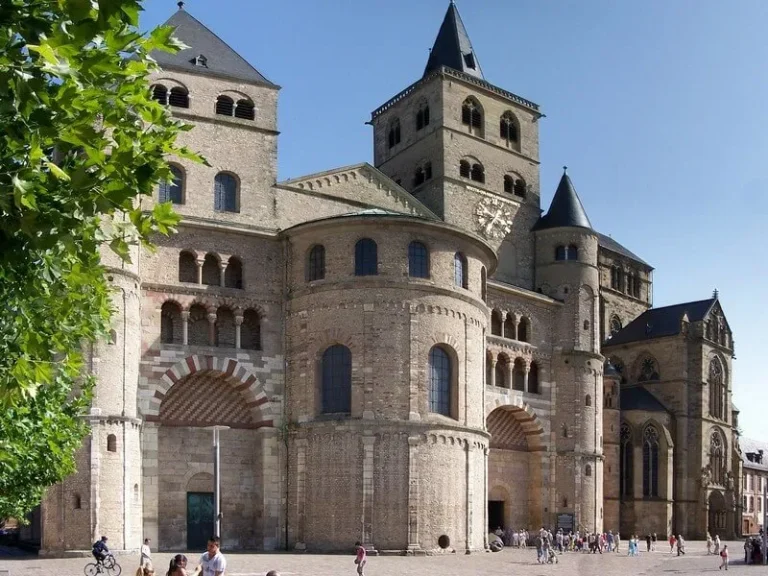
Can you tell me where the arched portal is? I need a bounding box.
[708,490,727,535]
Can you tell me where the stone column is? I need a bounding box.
[465,440,473,553]
[483,446,489,550]
[195,258,204,284]
[142,422,160,547]
[294,439,308,550]
[219,262,227,287]
[506,359,514,390]
[258,428,282,550]
[523,360,530,393]
[234,315,243,349]
[362,436,376,549]
[181,311,190,346]
[207,312,217,347]
[513,315,520,341]
[488,355,497,388]
[407,435,421,551]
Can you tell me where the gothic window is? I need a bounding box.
[321,345,352,414]
[709,357,725,420]
[459,160,470,178]
[416,103,430,130]
[178,251,197,283]
[240,309,261,350]
[555,245,566,261]
[642,426,660,497]
[528,361,539,393]
[503,314,515,339]
[637,356,660,383]
[224,257,243,289]
[214,172,238,212]
[710,431,725,485]
[152,84,168,104]
[454,252,468,288]
[609,315,622,337]
[388,119,401,148]
[490,310,503,336]
[158,164,184,204]
[620,423,633,496]
[610,266,619,289]
[355,238,378,276]
[235,99,255,120]
[518,317,530,342]
[160,301,182,344]
[107,434,117,452]
[495,356,508,389]
[429,346,453,417]
[512,358,525,391]
[408,241,430,278]
[215,95,234,116]
[499,111,519,144]
[470,162,485,183]
[461,98,483,134]
[168,87,189,108]
[307,245,326,281]
[201,253,220,286]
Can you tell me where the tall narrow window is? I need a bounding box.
[168,87,189,108]
[461,98,483,134]
[414,167,425,187]
[504,175,514,194]
[528,361,539,393]
[454,252,467,288]
[459,160,470,178]
[490,310,503,336]
[710,431,725,485]
[555,246,566,261]
[178,251,197,283]
[709,358,725,420]
[201,253,220,286]
[611,267,619,289]
[160,301,182,344]
[416,104,430,130]
[429,346,452,416]
[355,238,378,276]
[224,257,243,289]
[518,317,530,342]
[481,266,487,302]
[643,426,660,497]
[408,241,429,278]
[241,309,261,350]
[514,178,526,198]
[620,423,633,496]
[214,172,238,212]
[503,314,515,339]
[512,358,525,391]
[152,84,168,104]
[321,345,352,414]
[235,99,255,120]
[159,165,184,204]
[567,244,579,261]
[499,111,519,144]
[388,119,401,148]
[107,434,117,452]
[308,245,326,281]
[470,163,485,183]
[495,356,508,389]
[214,306,236,348]
[215,95,234,116]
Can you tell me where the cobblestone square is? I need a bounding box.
[0,541,757,576]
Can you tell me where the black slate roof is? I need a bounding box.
[424,2,484,80]
[621,386,667,412]
[605,298,716,347]
[533,171,593,231]
[596,232,652,268]
[152,8,276,87]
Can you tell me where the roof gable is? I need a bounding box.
[152,8,276,86]
[424,2,484,80]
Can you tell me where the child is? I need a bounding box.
[719,544,729,570]
[354,541,367,576]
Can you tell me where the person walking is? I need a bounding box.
[714,534,721,554]
[719,544,729,570]
[676,534,685,556]
[651,532,657,551]
[141,538,153,574]
[615,532,621,553]
[354,541,367,576]
[193,536,226,576]
[707,533,713,555]
[646,533,651,552]
[744,537,751,564]
[668,533,676,554]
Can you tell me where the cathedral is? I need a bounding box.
[32,3,741,554]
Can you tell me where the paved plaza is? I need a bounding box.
[0,541,759,576]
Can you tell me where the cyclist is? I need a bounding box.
[92,536,110,566]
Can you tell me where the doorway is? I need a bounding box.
[488,500,505,531]
[187,492,214,550]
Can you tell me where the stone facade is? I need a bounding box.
[33,3,739,554]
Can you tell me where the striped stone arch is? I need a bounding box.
[485,394,545,451]
[145,355,278,427]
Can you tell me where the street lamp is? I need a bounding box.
[204,425,230,540]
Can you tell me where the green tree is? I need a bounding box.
[0,0,203,520]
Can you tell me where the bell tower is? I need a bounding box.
[369,1,544,289]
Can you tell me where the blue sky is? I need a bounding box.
[141,1,767,437]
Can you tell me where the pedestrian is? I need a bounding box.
[719,544,729,570]
[651,532,657,551]
[354,541,367,576]
[646,533,651,552]
[193,536,226,576]
[714,534,721,554]
[615,532,621,553]
[744,537,751,564]
[676,534,685,556]
[668,533,676,554]
[707,533,713,555]
[166,554,188,576]
[141,538,153,574]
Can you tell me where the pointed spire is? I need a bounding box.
[533,169,594,231]
[424,2,484,80]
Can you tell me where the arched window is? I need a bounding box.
[620,423,633,496]
[201,253,220,286]
[495,355,508,389]
[188,304,209,346]
[152,84,168,104]
[514,178,526,198]
[159,164,184,204]
[224,257,243,289]
[637,356,660,383]
[307,245,325,281]
[429,346,452,416]
[512,358,525,391]
[215,95,234,116]
[567,244,579,261]
[609,315,622,336]
[585,464,592,477]
[178,251,197,283]
[454,252,467,288]
[643,425,660,497]
[214,172,238,212]
[214,306,236,348]
[321,345,352,414]
[408,241,429,278]
[160,301,182,344]
[499,111,519,144]
[481,267,487,302]
[461,98,483,134]
[503,314,515,339]
[503,175,514,194]
[355,238,378,276]
[416,103,430,130]
[562,425,569,438]
[168,87,189,108]
[490,310,503,336]
[74,494,82,509]
[388,119,401,148]
[518,317,530,342]
[528,361,539,394]
[235,99,255,120]
[459,160,470,178]
[555,246,566,261]
[470,162,485,183]
[413,166,425,187]
[710,431,725,485]
[107,434,117,452]
[586,395,592,407]
[241,308,261,351]
[610,267,620,289]
[709,358,725,419]
[633,274,641,298]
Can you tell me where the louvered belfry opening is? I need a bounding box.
[235,99,255,120]
[168,87,189,108]
[216,95,234,116]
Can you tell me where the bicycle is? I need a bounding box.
[84,553,122,576]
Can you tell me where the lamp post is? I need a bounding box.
[205,425,230,539]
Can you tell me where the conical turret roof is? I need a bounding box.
[533,169,593,231]
[423,2,484,80]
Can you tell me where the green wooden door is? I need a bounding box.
[187,492,214,550]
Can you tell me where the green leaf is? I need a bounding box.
[45,161,71,181]
[26,44,58,65]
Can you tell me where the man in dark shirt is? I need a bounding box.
[92,536,109,565]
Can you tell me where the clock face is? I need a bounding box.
[474,197,514,239]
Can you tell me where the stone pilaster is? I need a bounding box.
[407,435,421,551]
[294,438,307,550]
[362,435,376,549]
